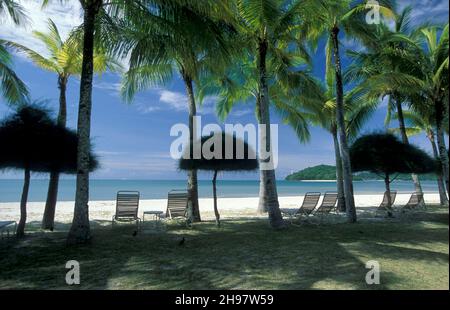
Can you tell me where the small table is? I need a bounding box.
[143,211,164,226]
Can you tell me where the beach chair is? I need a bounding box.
[281,192,321,220]
[112,191,141,229]
[314,192,338,216]
[165,190,190,226]
[0,221,16,239]
[400,192,425,212]
[376,190,397,216]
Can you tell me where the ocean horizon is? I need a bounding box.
[0,179,440,203]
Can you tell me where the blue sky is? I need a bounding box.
[0,0,448,180]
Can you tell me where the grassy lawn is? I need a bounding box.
[0,207,448,289]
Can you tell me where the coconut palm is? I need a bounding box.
[345,7,428,203]
[6,18,120,230]
[44,0,227,243]
[412,24,449,195]
[199,59,324,224]
[0,105,98,237]
[39,0,167,244]
[179,133,258,227]
[0,0,28,106]
[118,1,233,223]
[388,109,449,206]
[200,0,332,228]
[306,83,379,212]
[302,0,395,222]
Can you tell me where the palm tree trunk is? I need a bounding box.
[182,71,201,222]
[255,39,285,229]
[331,26,356,223]
[212,170,220,227]
[395,99,424,200]
[67,1,101,244]
[384,173,393,217]
[42,76,68,230]
[428,131,448,206]
[332,127,346,212]
[435,99,450,195]
[17,168,30,238]
[437,122,449,194]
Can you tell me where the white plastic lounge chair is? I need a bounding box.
[112,191,141,229]
[281,192,321,219]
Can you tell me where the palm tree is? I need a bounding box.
[41,0,226,243]
[345,7,429,203]
[204,0,331,228]
[306,84,379,212]
[413,24,449,196]
[40,0,159,244]
[118,1,233,223]
[388,109,449,206]
[6,19,120,230]
[0,0,28,105]
[301,0,395,222]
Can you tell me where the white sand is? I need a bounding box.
[0,193,441,223]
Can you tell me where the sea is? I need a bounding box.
[0,179,440,203]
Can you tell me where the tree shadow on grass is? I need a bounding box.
[0,210,448,289]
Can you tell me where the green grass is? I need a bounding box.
[0,207,448,289]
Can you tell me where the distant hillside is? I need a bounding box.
[285,165,438,181]
[285,165,337,181]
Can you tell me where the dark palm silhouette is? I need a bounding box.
[179,133,258,227]
[0,105,98,237]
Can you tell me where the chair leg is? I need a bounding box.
[136,218,141,231]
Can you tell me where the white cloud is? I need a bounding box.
[230,109,252,117]
[94,152,177,178]
[93,81,122,93]
[159,90,188,111]
[0,0,82,58]
[398,0,449,26]
[135,90,219,114]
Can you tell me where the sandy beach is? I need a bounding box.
[0,193,441,223]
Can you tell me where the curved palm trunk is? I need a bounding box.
[427,131,449,206]
[395,99,424,200]
[42,76,68,230]
[182,72,201,222]
[67,1,101,244]
[255,39,285,228]
[332,128,346,212]
[331,27,356,223]
[17,168,30,238]
[212,170,220,227]
[435,99,449,195]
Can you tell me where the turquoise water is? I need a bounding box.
[0,179,439,202]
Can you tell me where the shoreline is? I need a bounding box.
[0,193,441,223]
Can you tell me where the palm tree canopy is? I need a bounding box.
[0,0,27,25]
[0,42,29,105]
[303,79,379,140]
[115,1,234,102]
[350,133,437,176]
[178,132,258,172]
[0,105,98,173]
[4,18,122,78]
[198,0,326,142]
